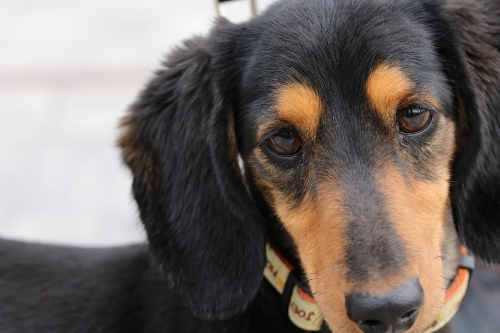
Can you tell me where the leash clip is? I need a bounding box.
[214,0,257,19]
[460,255,475,272]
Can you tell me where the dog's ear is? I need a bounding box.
[118,22,266,319]
[424,2,500,262]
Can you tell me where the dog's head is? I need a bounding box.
[119,0,500,331]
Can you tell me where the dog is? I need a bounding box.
[1,0,500,332]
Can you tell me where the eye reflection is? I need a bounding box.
[397,107,432,133]
[266,130,301,156]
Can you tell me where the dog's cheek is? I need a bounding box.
[379,166,447,330]
[248,148,360,330]
[378,118,456,330]
[271,184,364,333]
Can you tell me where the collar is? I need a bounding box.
[263,243,474,333]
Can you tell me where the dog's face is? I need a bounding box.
[235,1,456,330]
[234,2,456,330]
[120,0,500,331]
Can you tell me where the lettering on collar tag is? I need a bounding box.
[289,285,324,331]
[264,243,325,331]
[264,243,292,293]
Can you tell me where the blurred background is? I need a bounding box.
[0,0,275,246]
[0,0,499,330]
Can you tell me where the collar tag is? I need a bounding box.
[289,285,323,331]
[264,243,291,294]
[264,243,325,330]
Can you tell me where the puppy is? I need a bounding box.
[1,0,499,332]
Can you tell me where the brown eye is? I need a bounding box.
[397,107,432,133]
[266,130,301,155]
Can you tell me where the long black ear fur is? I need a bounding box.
[424,0,500,262]
[118,22,266,319]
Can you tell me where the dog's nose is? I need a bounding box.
[345,279,424,333]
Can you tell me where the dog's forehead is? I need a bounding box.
[243,0,444,103]
[236,0,453,150]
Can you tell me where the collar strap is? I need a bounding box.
[264,243,328,331]
[264,243,474,333]
[424,248,474,332]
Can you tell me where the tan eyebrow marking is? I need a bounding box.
[274,83,322,139]
[366,64,415,124]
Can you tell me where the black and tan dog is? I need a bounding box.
[1,0,500,332]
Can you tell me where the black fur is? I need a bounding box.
[417,0,500,264]
[120,36,266,319]
[1,0,500,332]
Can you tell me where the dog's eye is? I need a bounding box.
[397,107,432,133]
[266,130,301,156]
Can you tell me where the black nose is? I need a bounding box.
[345,279,424,333]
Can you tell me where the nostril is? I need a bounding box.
[360,319,381,327]
[358,319,386,333]
[401,309,416,320]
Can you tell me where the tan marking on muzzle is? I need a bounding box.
[376,155,454,330]
[266,180,362,332]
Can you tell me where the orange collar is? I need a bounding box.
[263,243,474,333]
[424,247,474,332]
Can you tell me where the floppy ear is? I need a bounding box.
[424,2,500,262]
[118,23,266,319]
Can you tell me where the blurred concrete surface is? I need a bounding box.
[452,264,500,332]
